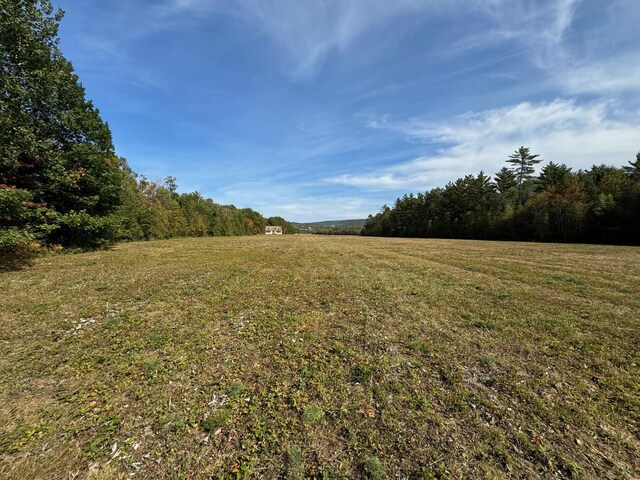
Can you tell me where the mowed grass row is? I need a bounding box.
[0,236,638,479]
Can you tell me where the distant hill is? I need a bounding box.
[293,219,367,235]
[294,219,367,229]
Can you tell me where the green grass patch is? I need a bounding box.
[302,404,325,424]
[202,409,231,432]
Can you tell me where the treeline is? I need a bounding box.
[116,164,296,241]
[294,219,366,235]
[1,1,292,264]
[302,226,362,235]
[362,147,640,245]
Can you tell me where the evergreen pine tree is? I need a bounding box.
[507,146,542,205]
[494,167,517,194]
[623,152,640,180]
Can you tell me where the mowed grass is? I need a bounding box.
[1,236,639,479]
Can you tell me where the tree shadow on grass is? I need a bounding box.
[1,242,121,272]
[0,253,36,272]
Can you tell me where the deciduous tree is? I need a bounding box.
[1,0,123,254]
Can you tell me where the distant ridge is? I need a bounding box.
[293,219,367,230]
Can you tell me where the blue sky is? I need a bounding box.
[55,0,640,222]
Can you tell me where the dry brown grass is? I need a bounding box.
[1,235,638,478]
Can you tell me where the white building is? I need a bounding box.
[265,226,283,235]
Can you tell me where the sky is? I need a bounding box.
[55,0,640,222]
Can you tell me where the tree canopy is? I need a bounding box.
[362,149,640,245]
[1,0,122,255]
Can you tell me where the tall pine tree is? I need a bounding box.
[623,152,640,180]
[507,146,542,205]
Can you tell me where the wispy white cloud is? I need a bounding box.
[330,99,639,190]
[199,0,635,95]
[546,1,640,96]
[452,0,580,66]
[160,0,452,77]
[66,0,640,93]
[270,197,377,221]
[557,52,640,95]
[453,0,640,96]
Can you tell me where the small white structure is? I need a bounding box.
[265,225,283,235]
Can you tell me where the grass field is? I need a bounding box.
[1,236,638,479]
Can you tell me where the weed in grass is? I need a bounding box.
[472,319,501,331]
[372,385,390,410]
[79,412,122,459]
[409,339,431,356]
[329,341,345,355]
[5,422,49,454]
[146,329,170,348]
[342,425,357,440]
[143,359,162,379]
[516,431,550,466]
[436,364,461,387]
[299,362,315,388]
[419,468,437,480]
[414,395,432,411]
[161,415,187,436]
[461,312,476,321]
[352,364,374,383]
[202,409,230,432]
[420,463,451,480]
[364,455,386,479]
[285,444,304,479]
[462,312,502,331]
[302,404,325,424]
[228,382,246,398]
[555,453,582,477]
[558,275,585,285]
[479,355,495,368]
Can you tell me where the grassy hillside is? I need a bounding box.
[295,219,367,228]
[1,236,638,479]
[294,219,366,234]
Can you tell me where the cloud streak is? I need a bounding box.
[162,0,441,77]
[64,0,640,92]
[330,100,639,190]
